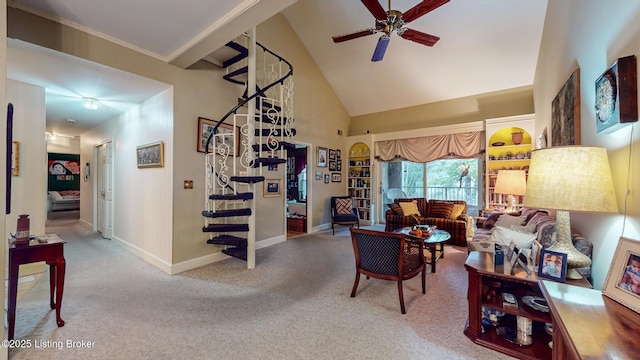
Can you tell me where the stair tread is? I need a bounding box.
[206,235,247,247]
[252,141,296,152]
[230,176,265,184]
[222,247,247,261]
[209,192,254,201]
[202,208,251,218]
[255,129,296,137]
[203,223,250,232]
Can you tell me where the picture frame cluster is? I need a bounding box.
[317,146,342,183]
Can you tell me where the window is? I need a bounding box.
[381,158,480,216]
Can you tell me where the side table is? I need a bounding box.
[8,234,67,340]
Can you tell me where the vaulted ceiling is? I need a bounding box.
[6,0,548,136]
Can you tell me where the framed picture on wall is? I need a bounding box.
[551,69,581,146]
[331,173,341,182]
[136,141,165,168]
[317,147,327,167]
[329,160,336,171]
[324,174,330,184]
[197,117,239,155]
[264,179,281,197]
[11,141,19,176]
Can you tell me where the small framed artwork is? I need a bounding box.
[336,149,341,159]
[315,171,322,180]
[331,173,341,182]
[537,249,567,282]
[603,237,640,313]
[197,117,239,155]
[324,174,330,184]
[264,179,281,197]
[136,141,164,168]
[268,155,278,171]
[337,159,342,171]
[11,141,19,176]
[595,56,638,134]
[329,149,336,160]
[551,68,581,146]
[317,147,327,167]
[329,160,337,171]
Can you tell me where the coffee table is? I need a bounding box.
[395,227,451,273]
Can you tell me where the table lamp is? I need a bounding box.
[494,170,527,213]
[524,146,618,279]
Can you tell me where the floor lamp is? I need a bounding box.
[524,146,618,279]
[494,170,527,213]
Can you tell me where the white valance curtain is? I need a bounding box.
[375,131,485,162]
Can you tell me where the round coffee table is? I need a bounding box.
[395,227,451,273]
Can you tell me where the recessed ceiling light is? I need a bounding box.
[82,97,99,110]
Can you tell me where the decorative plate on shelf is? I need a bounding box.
[491,142,505,147]
[522,296,549,312]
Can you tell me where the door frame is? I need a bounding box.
[287,140,312,234]
[93,139,114,238]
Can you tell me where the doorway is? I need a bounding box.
[96,141,114,239]
[286,143,310,237]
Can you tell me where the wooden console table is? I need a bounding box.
[8,234,66,340]
[541,280,640,359]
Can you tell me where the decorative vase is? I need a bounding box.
[512,131,523,145]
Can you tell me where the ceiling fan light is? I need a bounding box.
[83,97,99,110]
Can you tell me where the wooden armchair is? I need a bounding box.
[331,196,360,235]
[349,228,426,314]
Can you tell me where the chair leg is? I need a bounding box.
[421,266,426,294]
[332,221,335,235]
[397,280,406,314]
[351,272,361,297]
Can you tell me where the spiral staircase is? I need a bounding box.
[202,33,295,269]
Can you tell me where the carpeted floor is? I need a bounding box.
[9,221,515,360]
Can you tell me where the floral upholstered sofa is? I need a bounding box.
[469,208,593,279]
[384,198,473,247]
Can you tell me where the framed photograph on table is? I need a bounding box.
[317,147,327,167]
[537,249,567,282]
[603,237,640,314]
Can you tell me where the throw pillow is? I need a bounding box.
[399,201,421,216]
[510,223,537,234]
[490,226,536,249]
[335,198,353,215]
[494,214,526,228]
[428,202,454,218]
[482,212,503,229]
[449,204,465,220]
[48,191,63,201]
[387,203,404,215]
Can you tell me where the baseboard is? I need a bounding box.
[79,218,92,229]
[111,235,173,274]
[311,223,331,232]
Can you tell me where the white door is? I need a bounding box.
[97,142,113,238]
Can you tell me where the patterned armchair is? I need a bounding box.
[349,228,426,314]
[331,196,360,235]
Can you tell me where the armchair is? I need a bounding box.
[331,196,360,235]
[349,228,426,314]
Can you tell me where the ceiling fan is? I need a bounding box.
[332,0,449,62]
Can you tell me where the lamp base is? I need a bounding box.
[565,268,583,280]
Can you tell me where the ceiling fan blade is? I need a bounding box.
[400,28,440,46]
[332,28,377,43]
[403,0,449,23]
[361,0,388,20]
[371,36,390,62]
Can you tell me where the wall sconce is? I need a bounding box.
[83,97,99,110]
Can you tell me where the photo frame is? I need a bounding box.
[537,127,548,149]
[197,117,239,155]
[603,237,640,313]
[551,68,581,146]
[537,249,567,282]
[137,141,164,168]
[337,160,342,171]
[11,141,19,176]
[315,171,322,180]
[317,147,327,167]
[324,174,330,184]
[336,149,341,159]
[264,179,281,197]
[329,149,336,160]
[331,173,341,182]
[329,160,337,171]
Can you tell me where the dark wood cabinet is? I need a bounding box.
[464,251,590,359]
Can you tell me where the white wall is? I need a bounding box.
[6,80,47,239]
[81,88,174,271]
[47,136,80,154]
[534,0,640,289]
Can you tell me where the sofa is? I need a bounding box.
[469,208,593,279]
[384,198,473,247]
[47,190,80,211]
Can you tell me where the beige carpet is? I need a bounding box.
[9,221,515,360]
